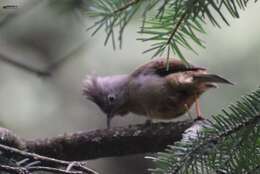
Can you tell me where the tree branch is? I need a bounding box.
[0,120,194,161]
[166,11,188,45]
[0,53,51,76]
[0,164,27,174]
[0,164,85,174]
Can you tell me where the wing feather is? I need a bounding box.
[131,58,205,77]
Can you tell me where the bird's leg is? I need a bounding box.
[195,95,204,120]
[144,108,153,125]
[106,114,113,128]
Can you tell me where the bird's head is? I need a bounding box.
[82,75,129,128]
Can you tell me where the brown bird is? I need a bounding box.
[82,58,233,128]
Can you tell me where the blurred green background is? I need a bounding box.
[0,0,259,173]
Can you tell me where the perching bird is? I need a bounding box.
[82,58,233,128]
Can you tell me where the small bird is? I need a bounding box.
[82,58,233,128]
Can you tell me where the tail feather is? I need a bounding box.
[194,74,234,85]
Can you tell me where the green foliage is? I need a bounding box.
[87,0,258,61]
[148,87,260,174]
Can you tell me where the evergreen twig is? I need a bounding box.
[88,0,257,61]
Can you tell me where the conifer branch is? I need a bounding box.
[150,87,260,174]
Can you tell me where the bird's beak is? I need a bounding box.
[106,114,113,129]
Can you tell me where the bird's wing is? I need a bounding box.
[131,58,205,77]
[193,74,233,85]
[165,71,234,89]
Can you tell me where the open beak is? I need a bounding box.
[106,114,112,129]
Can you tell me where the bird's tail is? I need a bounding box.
[193,74,234,85]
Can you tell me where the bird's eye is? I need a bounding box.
[108,94,115,103]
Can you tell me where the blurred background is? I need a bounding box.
[0,0,259,173]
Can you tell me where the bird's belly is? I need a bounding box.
[130,101,188,119]
[128,90,192,119]
[128,75,196,119]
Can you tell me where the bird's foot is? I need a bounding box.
[194,115,205,121]
[144,119,153,126]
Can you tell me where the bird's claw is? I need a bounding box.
[144,119,152,126]
[194,116,205,121]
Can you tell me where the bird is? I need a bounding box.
[82,58,233,128]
